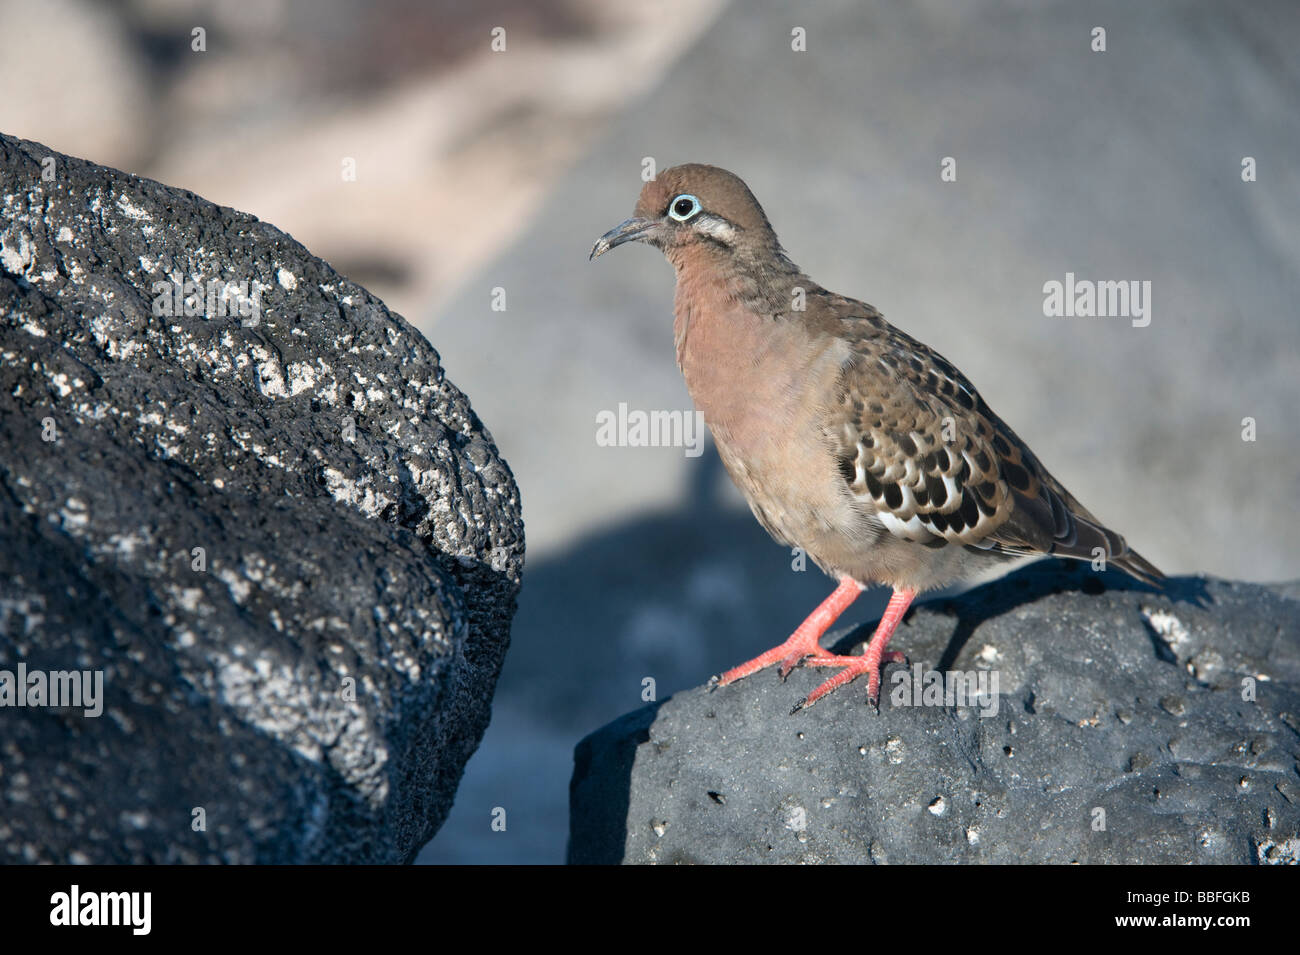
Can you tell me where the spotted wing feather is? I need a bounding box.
[825,300,1162,583]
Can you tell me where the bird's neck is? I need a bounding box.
[668,242,812,359]
[670,244,837,441]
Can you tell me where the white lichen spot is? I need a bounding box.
[56,226,73,243]
[105,533,143,558]
[21,320,46,338]
[254,351,288,398]
[58,498,89,531]
[322,468,392,518]
[171,587,205,614]
[1,230,33,274]
[276,267,298,291]
[287,361,317,396]
[89,312,144,362]
[254,447,284,469]
[1141,607,1190,653]
[115,194,151,221]
[215,566,251,605]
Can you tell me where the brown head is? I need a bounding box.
[589,164,782,267]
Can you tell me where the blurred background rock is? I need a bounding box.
[3,0,1297,864]
[0,0,725,318]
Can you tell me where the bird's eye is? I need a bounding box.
[668,194,702,222]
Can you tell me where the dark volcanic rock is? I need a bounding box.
[569,563,1300,864]
[0,134,523,863]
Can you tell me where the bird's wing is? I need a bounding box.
[824,304,1160,581]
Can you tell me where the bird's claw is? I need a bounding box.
[777,653,807,681]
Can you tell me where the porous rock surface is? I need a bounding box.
[0,133,523,863]
[570,563,1300,864]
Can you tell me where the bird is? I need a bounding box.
[590,163,1163,711]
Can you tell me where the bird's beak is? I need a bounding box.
[589,217,657,261]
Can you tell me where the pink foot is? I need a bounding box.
[797,646,908,710]
[716,577,864,686]
[715,581,917,711]
[794,587,915,709]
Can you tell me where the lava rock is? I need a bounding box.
[0,133,523,863]
[569,563,1300,864]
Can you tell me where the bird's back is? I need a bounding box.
[816,289,1163,587]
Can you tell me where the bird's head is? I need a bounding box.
[589,164,778,266]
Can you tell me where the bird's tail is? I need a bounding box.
[1107,546,1165,586]
[1048,506,1165,586]
[1034,488,1170,587]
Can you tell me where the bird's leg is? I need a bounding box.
[715,577,864,686]
[798,587,916,710]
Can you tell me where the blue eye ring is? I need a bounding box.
[668,194,702,222]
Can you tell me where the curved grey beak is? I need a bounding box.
[589,217,657,261]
